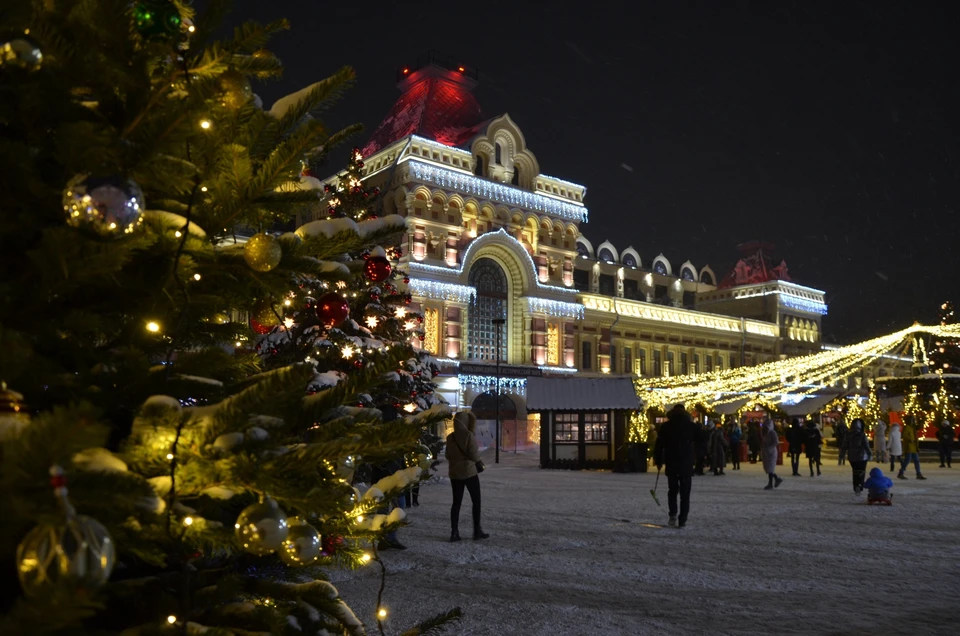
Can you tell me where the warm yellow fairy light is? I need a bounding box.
[200,119,211,129]
[336,281,347,289]
[403,403,417,413]
[404,320,417,331]
[283,317,295,329]
[361,552,372,563]
[146,321,160,333]
[283,299,292,306]
[166,453,174,460]
[341,345,355,359]
[356,515,364,523]
[167,615,177,624]
[377,608,387,619]
[174,230,182,238]
[395,307,407,319]
[183,516,193,526]
[235,341,242,347]
[193,273,201,281]
[188,25,196,33]
[365,316,379,328]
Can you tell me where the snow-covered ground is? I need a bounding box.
[332,451,960,635]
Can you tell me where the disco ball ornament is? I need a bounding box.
[243,233,282,272]
[249,304,279,335]
[278,517,321,566]
[316,292,350,327]
[363,256,392,283]
[132,0,183,40]
[0,32,43,71]
[63,175,144,236]
[219,69,253,110]
[17,466,116,596]
[234,497,288,556]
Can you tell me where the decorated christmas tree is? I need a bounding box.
[930,301,960,374]
[0,1,456,634]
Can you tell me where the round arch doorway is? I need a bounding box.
[472,392,533,453]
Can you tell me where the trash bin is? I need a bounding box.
[627,443,648,473]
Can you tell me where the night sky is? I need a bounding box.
[233,0,959,344]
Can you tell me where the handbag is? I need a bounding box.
[453,434,484,474]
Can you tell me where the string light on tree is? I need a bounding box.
[365,316,379,329]
[341,345,355,359]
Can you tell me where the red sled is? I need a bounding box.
[867,495,892,505]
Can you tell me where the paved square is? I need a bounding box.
[332,452,960,635]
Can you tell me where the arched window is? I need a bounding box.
[474,154,485,177]
[623,253,637,268]
[576,242,590,259]
[511,164,520,185]
[654,260,667,275]
[468,258,508,362]
[598,248,615,263]
[494,143,502,165]
[700,271,714,285]
[681,267,695,282]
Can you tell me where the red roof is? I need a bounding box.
[718,241,792,289]
[361,64,488,157]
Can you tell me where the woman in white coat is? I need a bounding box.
[761,419,783,490]
[873,420,888,465]
[886,422,902,473]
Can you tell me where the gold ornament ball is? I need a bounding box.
[17,515,116,595]
[243,233,282,272]
[219,69,253,110]
[0,381,30,442]
[278,517,321,566]
[235,497,288,555]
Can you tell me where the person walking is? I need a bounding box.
[897,416,926,480]
[937,420,954,468]
[835,420,849,465]
[446,411,489,541]
[747,420,762,463]
[694,421,709,476]
[804,419,823,476]
[761,418,783,490]
[786,418,804,476]
[887,421,902,473]
[873,419,888,465]
[843,419,872,495]
[728,420,743,470]
[707,420,728,476]
[654,404,699,528]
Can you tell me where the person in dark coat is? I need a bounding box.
[728,420,742,470]
[937,420,955,468]
[747,420,762,463]
[694,421,709,476]
[835,420,849,465]
[707,420,728,475]
[804,419,823,477]
[843,418,872,495]
[654,404,699,528]
[786,418,805,476]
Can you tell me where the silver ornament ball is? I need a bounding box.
[278,517,321,566]
[63,174,145,236]
[1,32,43,71]
[17,515,116,596]
[243,233,282,272]
[235,497,288,555]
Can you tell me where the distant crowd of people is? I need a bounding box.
[654,403,956,528]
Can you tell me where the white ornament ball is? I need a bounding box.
[243,233,282,272]
[17,515,116,595]
[0,33,43,71]
[235,497,288,555]
[62,174,145,236]
[278,517,321,566]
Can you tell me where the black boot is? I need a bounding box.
[450,529,461,542]
[764,474,774,490]
[473,525,490,540]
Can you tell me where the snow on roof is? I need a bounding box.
[526,377,639,411]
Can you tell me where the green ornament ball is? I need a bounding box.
[132,0,183,40]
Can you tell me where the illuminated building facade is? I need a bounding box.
[311,53,844,458]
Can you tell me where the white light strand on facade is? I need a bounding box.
[779,294,829,315]
[407,278,476,303]
[460,375,527,395]
[538,365,578,374]
[408,160,588,222]
[527,297,584,320]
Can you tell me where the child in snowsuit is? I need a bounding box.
[864,466,893,504]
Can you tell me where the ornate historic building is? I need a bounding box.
[313,53,834,461]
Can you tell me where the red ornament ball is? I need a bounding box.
[316,292,350,327]
[250,305,279,335]
[353,359,363,368]
[364,256,392,282]
[321,534,344,556]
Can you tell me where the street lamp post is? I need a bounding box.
[492,317,506,464]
